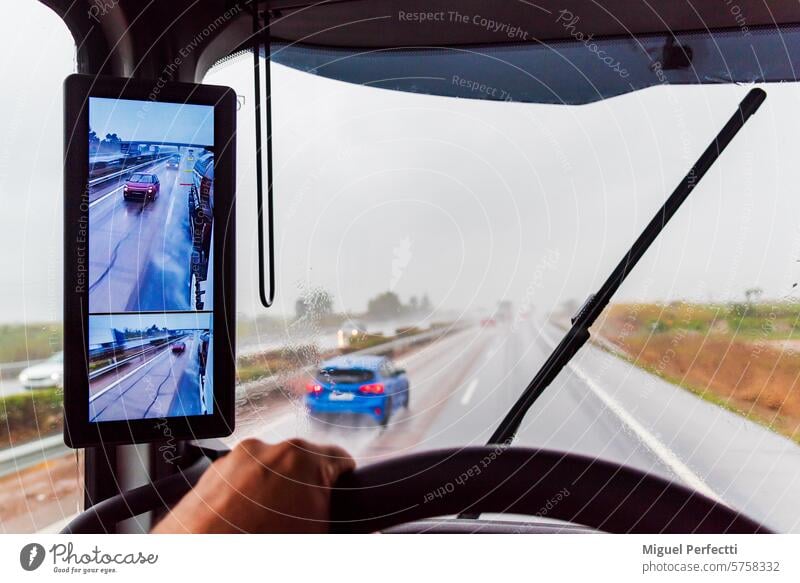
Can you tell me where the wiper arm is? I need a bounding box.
[488,88,767,446]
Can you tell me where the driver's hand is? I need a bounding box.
[152,438,355,533]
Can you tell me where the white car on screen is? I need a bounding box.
[18,351,63,389]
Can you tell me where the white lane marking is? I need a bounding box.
[540,327,722,503]
[89,345,172,403]
[165,173,179,224]
[88,184,124,209]
[568,363,722,502]
[459,378,480,405]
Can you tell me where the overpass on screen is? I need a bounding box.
[120,140,213,154]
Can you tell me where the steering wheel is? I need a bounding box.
[62,447,769,534]
[331,448,768,533]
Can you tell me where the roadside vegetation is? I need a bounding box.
[0,323,62,363]
[0,298,453,450]
[237,324,452,387]
[594,300,800,443]
[236,344,320,384]
[0,388,62,449]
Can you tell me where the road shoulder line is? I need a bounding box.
[540,327,722,503]
[459,378,480,405]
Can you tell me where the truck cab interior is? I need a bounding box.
[3,0,800,534]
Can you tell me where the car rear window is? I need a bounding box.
[318,369,374,384]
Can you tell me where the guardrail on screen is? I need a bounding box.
[88,155,172,187]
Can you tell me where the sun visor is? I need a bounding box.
[270,26,800,105]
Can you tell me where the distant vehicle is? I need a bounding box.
[305,355,410,427]
[339,319,367,335]
[18,351,63,390]
[481,318,496,327]
[496,300,513,322]
[166,155,180,169]
[171,342,186,354]
[123,172,160,201]
[336,319,367,347]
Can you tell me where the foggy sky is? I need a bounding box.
[3,1,800,325]
[90,97,214,146]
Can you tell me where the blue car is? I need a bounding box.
[305,355,410,426]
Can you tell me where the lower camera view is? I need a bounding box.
[88,313,213,422]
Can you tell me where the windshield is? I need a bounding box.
[205,46,800,532]
[128,174,151,182]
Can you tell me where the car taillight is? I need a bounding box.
[359,383,384,394]
[306,383,322,394]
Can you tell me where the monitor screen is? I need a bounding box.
[86,97,215,423]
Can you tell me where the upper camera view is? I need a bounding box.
[87,97,214,313]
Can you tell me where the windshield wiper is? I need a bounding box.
[488,88,767,446]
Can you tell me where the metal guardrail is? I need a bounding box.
[88,155,171,187]
[343,326,464,358]
[0,359,45,379]
[0,325,473,477]
[0,435,70,477]
[236,324,470,393]
[88,340,174,381]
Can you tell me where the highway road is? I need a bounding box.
[89,332,205,421]
[235,319,800,533]
[5,319,800,533]
[88,150,203,313]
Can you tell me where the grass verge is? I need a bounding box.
[0,388,63,449]
[595,302,800,444]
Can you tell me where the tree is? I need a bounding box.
[316,289,334,315]
[744,287,763,305]
[367,291,403,319]
[295,297,307,320]
[295,288,334,320]
[420,294,432,312]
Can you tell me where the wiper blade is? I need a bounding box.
[488,88,767,446]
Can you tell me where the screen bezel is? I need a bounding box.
[63,74,236,448]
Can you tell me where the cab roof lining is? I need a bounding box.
[262,0,800,47]
[38,0,800,81]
